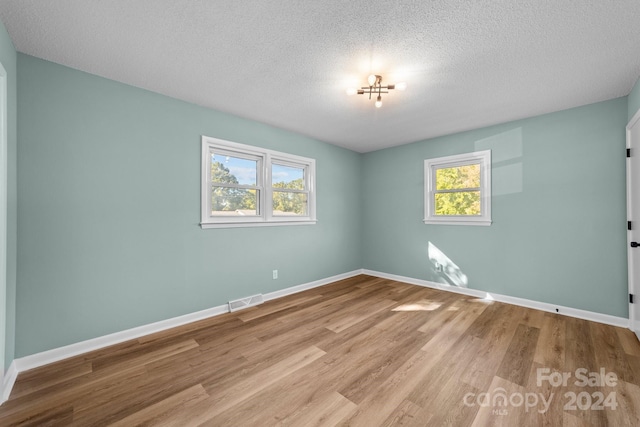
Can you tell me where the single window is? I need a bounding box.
[271,162,309,217]
[424,150,491,226]
[210,151,261,217]
[201,136,316,228]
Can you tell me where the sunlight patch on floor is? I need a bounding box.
[393,299,443,312]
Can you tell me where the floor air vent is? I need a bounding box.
[228,294,264,312]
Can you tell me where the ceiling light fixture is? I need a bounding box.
[347,74,406,108]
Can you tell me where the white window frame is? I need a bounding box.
[424,150,492,226]
[201,136,316,228]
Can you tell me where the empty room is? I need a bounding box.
[1,1,640,426]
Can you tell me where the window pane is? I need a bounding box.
[435,191,481,216]
[272,164,305,190]
[435,164,480,190]
[211,154,257,185]
[211,187,259,216]
[272,191,308,216]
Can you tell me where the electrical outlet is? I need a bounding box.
[273,269,278,279]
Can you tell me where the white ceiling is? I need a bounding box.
[1,1,639,153]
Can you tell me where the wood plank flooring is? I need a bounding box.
[2,275,640,426]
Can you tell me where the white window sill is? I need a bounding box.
[423,219,492,226]
[201,219,317,229]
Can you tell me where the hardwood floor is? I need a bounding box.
[2,275,640,426]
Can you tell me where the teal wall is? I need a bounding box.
[362,98,628,317]
[11,52,635,358]
[16,54,362,357]
[629,76,640,121]
[0,21,16,371]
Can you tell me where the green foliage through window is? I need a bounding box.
[211,161,259,214]
[202,136,316,227]
[210,162,308,216]
[273,179,307,215]
[435,164,480,190]
[434,164,481,216]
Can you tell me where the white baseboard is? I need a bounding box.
[1,269,363,403]
[2,267,628,404]
[13,305,231,375]
[263,270,362,301]
[363,269,629,328]
[1,361,18,404]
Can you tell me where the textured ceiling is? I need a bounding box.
[1,1,640,153]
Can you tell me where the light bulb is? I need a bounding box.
[395,82,407,91]
[346,87,357,96]
[375,96,382,108]
[368,74,377,86]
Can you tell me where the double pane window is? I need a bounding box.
[201,137,316,228]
